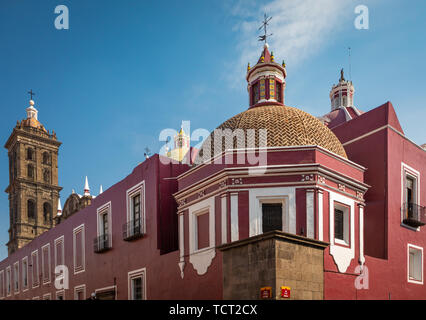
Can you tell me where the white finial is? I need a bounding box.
[26,100,38,120]
[84,176,90,196]
[72,189,75,194]
[264,43,269,49]
[99,185,103,194]
[57,198,62,216]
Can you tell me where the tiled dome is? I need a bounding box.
[197,105,347,161]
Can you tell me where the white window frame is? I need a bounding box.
[13,262,19,294]
[74,284,86,300]
[41,243,51,284]
[97,201,112,248]
[401,163,421,230]
[95,285,117,300]
[408,244,423,285]
[22,256,29,292]
[126,181,146,234]
[73,224,85,274]
[6,266,11,297]
[42,293,52,300]
[194,209,210,252]
[32,296,40,300]
[0,270,4,299]
[249,187,296,237]
[333,202,350,246]
[128,268,146,300]
[258,197,287,234]
[54,235,65,268]
[31,250,39,288]
[56,289,65,300]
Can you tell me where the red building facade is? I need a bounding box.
[0,44,425,300]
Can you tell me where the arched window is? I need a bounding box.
[43,202,52,224]
[27,200,35,220]
[27,148,34,160]
[42,152,50,165]
[27,164,34,179]
[43,170,50,183]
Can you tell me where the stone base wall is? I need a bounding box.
[219,231,328,300]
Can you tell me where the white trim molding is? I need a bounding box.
[56,289,65,300]
[54,235,65,268]
[97,201,113,248]
[230,193,239,241]
[407,244,423,285]
[31,250,39,288]
[0,270,4,299]
[41,243,51,285]
[74,284,86,300]
[6,266,11,297]
[221,194,228,244]
[358,204,365,266]
[73,224,86,274]
[306,189,315,239]
[126,181,146,234]
[318,190,324,241]
[128,267,147,300]
[13,261,19,295]
[22,256,29,292]
[188,196,216,275]
[401,162,421,231]
[42,293,52,300]
[329,190,355,273]
[249,187,296,237]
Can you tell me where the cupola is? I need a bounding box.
[246,43,287,108]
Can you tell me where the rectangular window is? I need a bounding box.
[276,81,282,103]
[196,212,209,250]
[22,257,28,290]
[42,293,51,300]
[73,225,85,274]
[262,203,283,233]
[41,244,51,284]
[56,290,65,300]
[96,203,112,252]
[128,268,146,300]
[31,250,39,288]
[334,202,350,245]
[334,209,344,240]
[74,285,86,300]
[13,262,19,293]
[408,245,423,284]
[0,270,4,298]
[6,267,11,296]
[54,236,65,268]
[126,182,145,237]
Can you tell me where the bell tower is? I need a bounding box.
[4,97,62,255]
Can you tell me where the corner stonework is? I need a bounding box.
[219,231,328,300]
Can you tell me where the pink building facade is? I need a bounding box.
[0,45,425,300]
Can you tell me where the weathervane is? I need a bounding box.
[258,13,272,44]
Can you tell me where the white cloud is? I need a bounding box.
[229,0,355,85]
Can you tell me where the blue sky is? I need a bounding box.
[0,0,425,259]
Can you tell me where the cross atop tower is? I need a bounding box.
[28,89,35,100]
[258,13,273,44]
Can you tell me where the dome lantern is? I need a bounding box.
[246,43,287,109]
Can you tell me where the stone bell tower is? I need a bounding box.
[4,96,62,255]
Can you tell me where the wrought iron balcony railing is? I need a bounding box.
[93,233,111,253]
[122,218,144,241]
[403,202,426,228]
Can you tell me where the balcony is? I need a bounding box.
[123,219,144,241]
[93,234,111,253]
[403,203,426,228]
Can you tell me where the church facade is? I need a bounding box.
[0,44,425,300]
